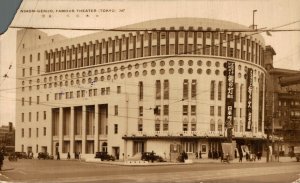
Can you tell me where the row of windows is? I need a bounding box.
[24,59,258,81]
[21,111,47,122]
[21,127,46,138]
[22,53,41,64]
[44,30,264,73]
[278,100,300,107]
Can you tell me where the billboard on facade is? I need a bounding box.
[225,61,235,128]
[246,68,253,131]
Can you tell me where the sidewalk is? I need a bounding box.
[193,156,296,164]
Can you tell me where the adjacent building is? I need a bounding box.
[16,18,267,160]
[264,49,300,155]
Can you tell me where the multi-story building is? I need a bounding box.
[0,122,15,151]
[16,18,267,160]
[264,49,300,155]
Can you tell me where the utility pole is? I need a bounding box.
[252,10,257,30]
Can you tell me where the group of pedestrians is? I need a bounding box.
[195,151,202,159]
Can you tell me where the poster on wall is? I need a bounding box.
[225,61,235,128]
[246,68,253,131]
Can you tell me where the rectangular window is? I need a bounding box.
[77,91,80,98]
[22,56,25,64]
[29,112,32,122]
[183,105,188,115]
[210,106,215,116]
[101,88,105,95]
[29,128,31,137]
[81,90,85,98]
[191,105,196,115]
[46,94,49,101]
[191,80,197,99]
[163,80,169,100]
[37,96,40,104]
[43,127,46,136]
[163,105,169,116]
[114,124,118,134]
[36,128,39,137]
[29,97,32,105]
[43,111,46,120]
[22,68,25,77]
[139,82,143,100]
[38,53,40,61]
[37,66,40,74]
[114,105,118,116]
[22,113,24,122]
[191,123,196,131]
[210,81,215,100]
[89,89,92,97]
[138,120,143,131]
[156,80,161,100]
[155,105,161,115]
[36,112,39,121]
[106,87,110,95]
[22,128,24,137]
[22,98,25,106]
[70,91,73,98]
[183,79,189,100]
[218,81,222,100]
[30,67,32,75]
[218,106,221,116]
[163,123,168,131]
[183,123,188,131]
[155,123,160,131]
[139,106,143,116]
[117,86,121,94]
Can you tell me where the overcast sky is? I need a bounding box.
[0,0,300,125]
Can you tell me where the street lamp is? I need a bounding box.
[252,10,257,30]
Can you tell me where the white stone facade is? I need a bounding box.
[16,18,266,160]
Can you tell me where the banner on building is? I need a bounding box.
[225,61,235,128]
[246,68,253,131]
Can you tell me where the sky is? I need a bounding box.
[0,0,300,125]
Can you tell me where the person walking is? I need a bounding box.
[57,152,60,160]
[0,151,4,171]
[67,152,70,160]
[239,152,243,162]
[199,151,202,159]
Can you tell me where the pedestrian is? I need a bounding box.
[57,152,60,160]
[67,152,70,159]
[0,151,4,171]
[195,151,198,159]
[239,153,243,162]
[199,151,202,159]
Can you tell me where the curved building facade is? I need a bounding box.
[16,18,266,159]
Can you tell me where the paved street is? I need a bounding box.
[0,159,299,183]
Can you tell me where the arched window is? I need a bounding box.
[102,142,107,152]
[210,119,215,131]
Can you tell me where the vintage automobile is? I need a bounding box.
[15,152,28,159]
[95,152,115,161]
[37,152,54,160]
[141,152,165,162]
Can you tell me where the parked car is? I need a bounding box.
[294,146,300,162]
[15,152,28,159]
[8,153,18,161]
[141,151,165,162]
[37,152,54,160]
[95,152,115,161]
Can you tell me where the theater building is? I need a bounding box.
[16,18,267,160]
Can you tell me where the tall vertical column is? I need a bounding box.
[59,108,63,153]
[94,104,99,153]
[70,106,74,155]
[82,105,86,154]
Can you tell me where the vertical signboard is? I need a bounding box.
[246,68,253,131]
[225,61,235,128]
